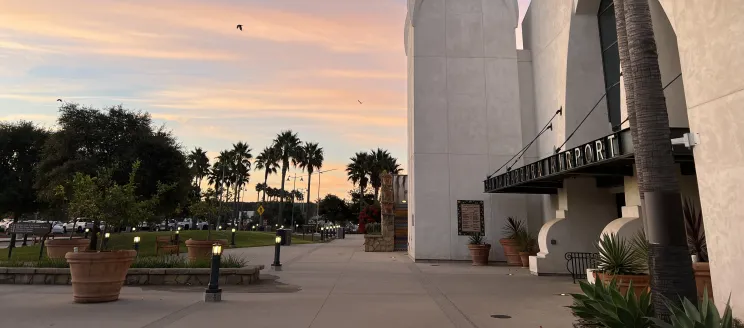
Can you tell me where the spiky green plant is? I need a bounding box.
[683,199,708,262]
[632,229,650,272]
[596,233,644,275]
[502,217,526,239]
[569,279,654,328]
[468,234,484,245]
[651,288,734,328]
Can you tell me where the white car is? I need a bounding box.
[63,219,94,233]
[51,223,65,234]
[176,218,209,230]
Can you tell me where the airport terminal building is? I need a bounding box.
[405,0,744,311]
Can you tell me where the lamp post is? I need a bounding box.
[231,228,236,246]
[272,236,282,267]
[133,236,141,257]
[84,228,90,239]
[103,232,110,250]
[252,225,256,231]
[174,229,180,245]
[205,243,223,302]
[132,227,137,233]
[321,227,325,241]
[316,168,338,218]
[287,174,303,234]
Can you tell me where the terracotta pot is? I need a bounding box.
[46,239,90,259]
[185,239,228,262]
[595,272,650,297]
[468,244,491,266]
[519,251,530,267]
[499,238,522,266]
[65,250,136,303]
[693,262,714,301]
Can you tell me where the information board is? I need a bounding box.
[457,200,484,236]
[8,222,52,235]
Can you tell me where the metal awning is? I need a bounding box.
[483,128,695,194]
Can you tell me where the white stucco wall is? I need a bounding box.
[407,0,527,261]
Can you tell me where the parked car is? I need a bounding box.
[51,223,65,234]
[153,220,176,231]
[63,218,94,233]
[176,218,209,230]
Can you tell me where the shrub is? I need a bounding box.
[569,279,654,328]
[596,233,645,275]
[652,287,736,328]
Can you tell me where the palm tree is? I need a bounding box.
[186,147,210,196]
[346,152,371,216]
[255,182,266,202]
[618,0,697,317]
[273,130,301,226]
[254,146,280,203]
[368,148,402,200]
[297,142,324,222]
[230,142,252,224]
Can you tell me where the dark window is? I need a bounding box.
[598,0,622,131]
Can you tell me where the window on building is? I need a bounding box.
[598,0,622,131]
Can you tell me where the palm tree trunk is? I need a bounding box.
[306,171,312,224]
[623,0,697,318]
[262,170,269,203]
[278,164,288,226]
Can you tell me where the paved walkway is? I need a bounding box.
[0,235,579,328]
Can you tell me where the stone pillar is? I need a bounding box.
[365,172,396,252]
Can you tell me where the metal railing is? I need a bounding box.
[565,252,599,283]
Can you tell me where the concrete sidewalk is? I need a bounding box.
[0,235,579,328]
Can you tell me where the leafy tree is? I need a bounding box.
[348,190,376,217]
[0,121,49,257]
[186,147,210,195]
[318,194,352,224]
[296,142,324,225]
[368,148,402,200]
[254,146,280,204]
[36,103,191,218]
[188,188,230,240]
[273,130,301,226]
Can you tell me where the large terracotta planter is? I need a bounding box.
[185,239,227,262]
[595,272,650,297]
[46,238,90,259]
[65,250,136,303]
[693,262,714,301]
[499,238,521,266]
[468,244,491,266]
[519,251,530,267]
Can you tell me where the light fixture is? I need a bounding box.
[212,244,223,256]
[231,228,236,233]
[132,227,137,232]
[402,199,407,203]
[275,236,281,244]
[104,232,111,238]
[218,225,222,230]
[178,226,182,231]
[84,228,90,233]
[133,236,141,244]
[272,236,282,267]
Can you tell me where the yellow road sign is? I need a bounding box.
[257,205,265,216]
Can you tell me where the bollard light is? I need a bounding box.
[230,228,236,246]
[281,225,284,229]
[133,236,141,256]
[84,228,90,239]
[218,225,222,231]
[205,243,223,302]
[132,227,137,232]
[252,225,256,231]
[272,236,282,267]
[174,230,180,245]
[103,232,111,250]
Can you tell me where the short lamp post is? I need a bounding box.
[133,236,141,257]
[132,227,137,233]
[231,228,236,246]
[84,228,90,239]
[272,236,282,267]
[103,232,111,250]
[252,225,256,231]
[205,243,223,302]
[321,227,325,241]
[174,229,180,245]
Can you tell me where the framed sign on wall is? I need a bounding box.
[457,200,484,236]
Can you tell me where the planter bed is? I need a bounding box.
[0,265,264,286]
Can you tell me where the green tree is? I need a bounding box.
[36,104,191,218]
[186,147,210,195]
[254,146,280,204]
[318,194,352,224]
[346,152,372,215]
[188,188,230,240]
[273,130,301,227]
[0,121,49,257]
[368,148,402,200]
[296,142,324,224]
[230,142,252,225]
[616,0,697,317]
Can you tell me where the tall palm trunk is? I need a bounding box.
[262,170,270,203]
[278,162,288,226]
[306,170,312,224]
[623,0,697,318]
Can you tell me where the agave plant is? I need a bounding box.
[631,229,650,272]
[569,279,654,328]
[651,288,734,328]
[683,199,708,262]
[468,233,485,245]
[596,233,644,275]
[516,229,538,253]
[502,217,526,239]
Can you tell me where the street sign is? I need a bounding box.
[257,205,265,216]
[8,222,52,235]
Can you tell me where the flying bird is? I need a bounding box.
[357,100,363,104]
[236,24,243,31]
[56,99,62,102]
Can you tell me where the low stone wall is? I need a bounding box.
[364,234,394,252]
[0,265,264,286]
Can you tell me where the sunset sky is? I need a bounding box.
[0,0,530,200]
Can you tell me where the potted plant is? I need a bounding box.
[63,162,164,303]
[500,217,525,266]
[467,233,490,266]
[186,188,229,262]
[684,199,713,301]
[45,186,90,259]
[517,229,537,268]
[594,233,649,297]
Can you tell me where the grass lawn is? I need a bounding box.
[4,230,317,262]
